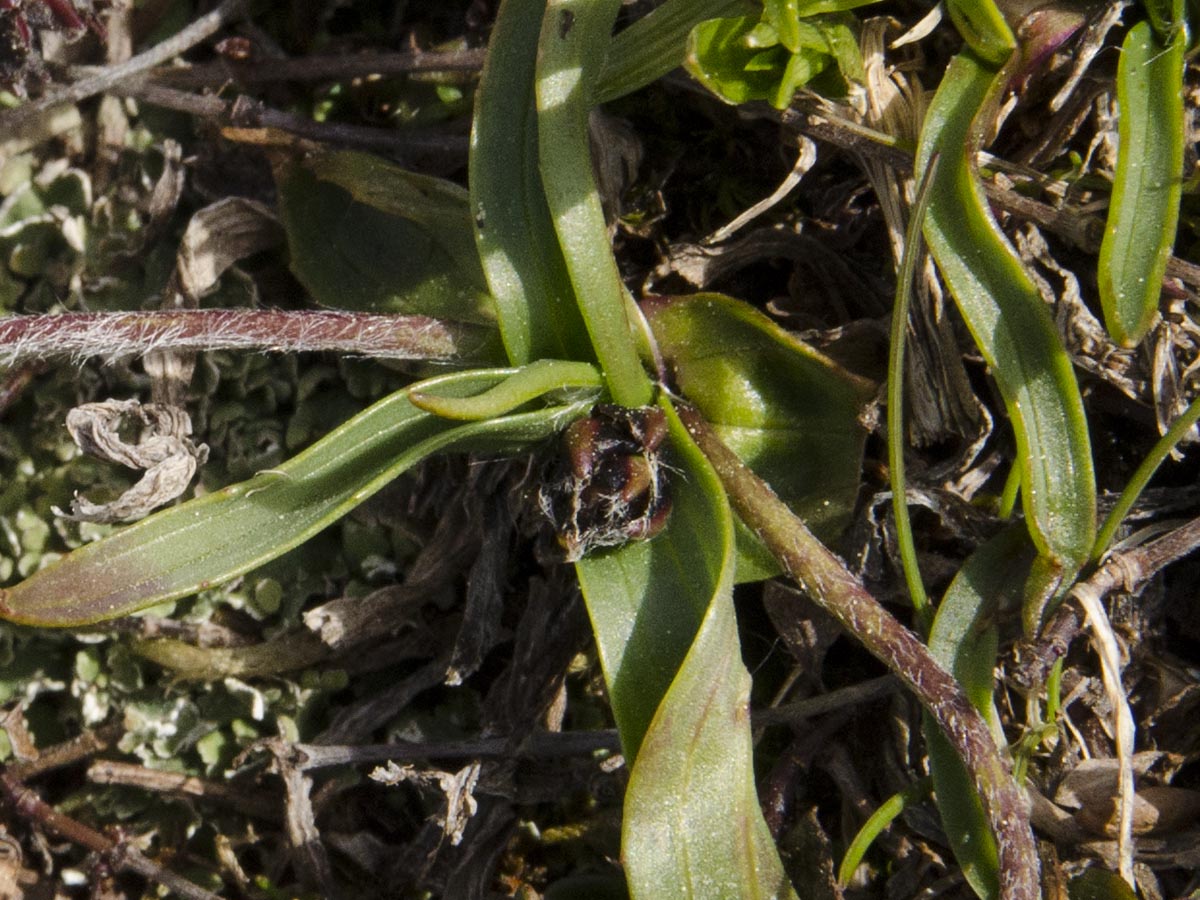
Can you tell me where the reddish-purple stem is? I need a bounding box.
[0,309,493,364]
[679,405,1040,900]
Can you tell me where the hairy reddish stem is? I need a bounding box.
[0,310,494,364]
[679,405,1039,900]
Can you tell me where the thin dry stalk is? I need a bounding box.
[0,0,249,133]
[118,82,470,158]
[0,772,224,900]
[136,48,486,88]
[1016,514,1200,688]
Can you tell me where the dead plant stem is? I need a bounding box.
[0,0,249,133]
[0,772,225,900]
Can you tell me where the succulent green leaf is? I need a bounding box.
[535,0,654,406]
[470,0,593,365]
[1143,0,1186,41]
[576,401,797,899]
[276,152,496,328]
[915,51,1096,631]
[1098,16,1185,346]
[0,370,589,627]
[408,359,602,420]
[643,293,873,545]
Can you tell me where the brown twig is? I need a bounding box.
[115,82,470,159]
[5,722,123,782]
[753,674,898,727]
[0,309,493,364]
[284,730,621,773]
[87,760,279,823]
[677,404,1039,900]
[1014,513,1200,689]
[133,47,486,88]
[0,772,225,900]
[0,0,249,134]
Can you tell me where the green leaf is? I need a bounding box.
[1143,0,1186,41]
[685,13,862,108]
[838,779,932,886]
[915,51,1096,632]
[0,370,590,626]
[276,151,496,326]
[944,0,1016,66]
[535,0,654,406]
[924,527,1032,900]
[686,15,791,104]
[1068,868,1140,900]
[1098,16,1184,347]
[887,154,941,630]
[764,0,804,51]
[409,359,601,420]
[470,0,593,365]
[576,402,797,899]
[643,293,873,544]
[596,0,751,104]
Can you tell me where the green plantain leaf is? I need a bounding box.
[576,401,797,899]
[915,50,1095,632]
[1098,14,1185,347]
[470,0,593,365]
[276,151,497,328]
[643,293,874,545]
[924,526,1032,900]
[0,370,590,627]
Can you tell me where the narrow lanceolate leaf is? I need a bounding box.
[916,51,1095,631]
[1098,17,1184,347]
[0,370,589,627]
[470,0,593,365]
[576,402,797,900]
[943,0,1015,65]
[924,527,1032,900]
[535,0,654,407]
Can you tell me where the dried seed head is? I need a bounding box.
[540,405,672,561]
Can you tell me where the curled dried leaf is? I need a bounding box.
[57,400,208,524]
